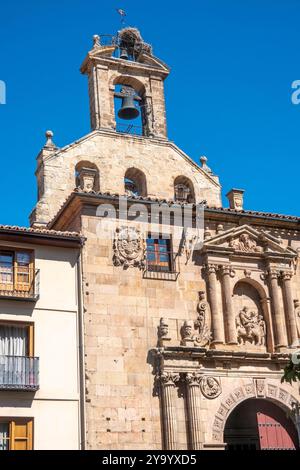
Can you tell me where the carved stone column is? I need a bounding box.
[220,265,237,344]
[159,372,180,450]
[206,264,224,344]
[268,269,287,349]
[185,373,203,450]
[281,271,298,347]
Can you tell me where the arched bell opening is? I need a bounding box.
[174,176,195,204]
[74,161,100,192]
[224,398,299,450]
[113,76,151,137]
[124,167,147,197]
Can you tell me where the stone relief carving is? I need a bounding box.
[194,291,212,347]
[255,378,265,397]
[200,376,221,399]
[229,233,263,253]
[235,306,266,346]
[294,299,300,338]
[113,226,145,269]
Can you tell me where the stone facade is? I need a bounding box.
[32,27,300,449]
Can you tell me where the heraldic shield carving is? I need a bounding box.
[113,226,145,269]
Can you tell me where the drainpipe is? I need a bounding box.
[77,248,86,450]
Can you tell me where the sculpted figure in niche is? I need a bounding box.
[229,233,262,253]
[236,306,266,346]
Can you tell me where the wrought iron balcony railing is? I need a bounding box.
[0,268,40,301]
[0,355,39,391]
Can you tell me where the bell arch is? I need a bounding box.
[74,160,100,192]
[112,76,150,136]
[233,278,273,351]
[124,167,147,197]
[173,175,195,203]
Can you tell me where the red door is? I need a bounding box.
[257,410,297,450]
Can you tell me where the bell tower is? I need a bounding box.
[80,28,170,139]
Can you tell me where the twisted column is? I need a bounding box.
[159,372,180,450]
[268,269,287,349]
[220,265,237,344]
[206,264,224,344]
[185,373,202,450]
[281,271,298,347]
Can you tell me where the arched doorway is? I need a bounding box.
[224,398,299,450]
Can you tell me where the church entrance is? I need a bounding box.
[224,398,299,450]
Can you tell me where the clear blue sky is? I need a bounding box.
[0,0,299,226]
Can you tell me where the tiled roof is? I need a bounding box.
[48,189,300,227]
[0,224,82,239]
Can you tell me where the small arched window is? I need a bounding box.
[75,161,100,192]
[174,176,195,203]
[124,168,147,197]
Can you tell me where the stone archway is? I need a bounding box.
[224,398,299,450]
[212,381,300,447]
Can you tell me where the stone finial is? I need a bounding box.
[200,156,213,175]
[226,188,245,210]
[93,34,100,47]
[44,130,57,149]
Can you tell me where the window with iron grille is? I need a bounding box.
[146,236,173,272]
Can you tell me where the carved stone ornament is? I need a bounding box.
[229,233,263,253]
[158,372,180,387]
[113,226,145,269]
[157,318,171,346]
[200,376,221,399]
[180,320,194,346]
[235,306,266,346]
[194,291,212,347]
[255,378,265,397]
[294,299,300,339]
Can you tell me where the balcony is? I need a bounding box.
[0,268,40,301]
[0,355,39,391]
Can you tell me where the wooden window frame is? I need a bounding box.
[0,418,33,450]
[0,321,34,357]
[0,249,34,294]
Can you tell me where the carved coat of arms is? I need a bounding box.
[113,226,145,269]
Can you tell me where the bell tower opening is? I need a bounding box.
[80,27,170,139]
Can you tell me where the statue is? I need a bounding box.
[236,306,266,346]
[294,300,300,339]
[194,291,212,347]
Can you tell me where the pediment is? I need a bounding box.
[204,224,297,256]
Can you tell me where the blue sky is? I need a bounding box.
[0,0,299,226]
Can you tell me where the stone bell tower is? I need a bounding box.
[80,28,170,139]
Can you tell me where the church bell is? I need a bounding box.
[118,94,140,120]
[119,47,129,60]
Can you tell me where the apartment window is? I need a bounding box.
[0,323,38,391]
[0,419,33,450]
[146,236,173,272]
[0,250,36,299]
[0,323,34,357]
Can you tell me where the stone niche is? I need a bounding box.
[233,281,267,350]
